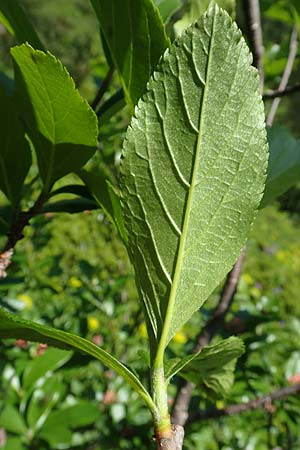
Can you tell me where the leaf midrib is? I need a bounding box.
[154,11,216,361]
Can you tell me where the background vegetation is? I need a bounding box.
[1,0,300,449]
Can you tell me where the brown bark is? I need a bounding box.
[187,384,300,424]
[155,425,184,450]
[267,26,298,126]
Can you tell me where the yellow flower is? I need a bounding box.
[216,400,224,409]
[69,276,82,288]
[242,273,254,285]
[138,322,148,338]
[18,294,33,309]
[276,250,287,262]
[173,331,187,345]
[250,286,261,299]
[87,316,100,332]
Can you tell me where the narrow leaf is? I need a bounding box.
[120,7,268,348]
[78,169,128,244]
[0,0,44,50]
[49,184,93,199]
[0,307,154,411]
[166,337,244,384]
[11,44,98,193]
[154,0,181,23]
[42,198,98,214]
[90,0,170,110]
[260,126,300,208]
[0,87,31,203]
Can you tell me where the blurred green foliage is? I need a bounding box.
[0,0,300,449]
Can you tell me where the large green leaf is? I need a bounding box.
[0,88,31,203]
[90,0,170,111]
[261,126,300,208]
[11,44,98,193]
[0,307,155,412]
[0,0,44,50]
[0,404,26,434]
[166,337,244,396]
[120,7,268,349]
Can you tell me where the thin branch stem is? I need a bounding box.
[263,82,300,100]
[0,192,46,278]
[187,384,300,423]
[90,67,115,111]
[267,26,298,126]
[155,425,184,450]
[243,0,264,92]
[171,250,246,426]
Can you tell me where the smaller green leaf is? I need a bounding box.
[0,437,26,450]
[11,43,98,193]
[78,169,127,244]
[42,198,98,214]
[90,0,170,110]
[38,423,72,448]
[154,0,181,22]
[0,404,27,434]
[23,348,72,390]
[43,401,99,429]
[49,184,93,199]
[0,307,155,412]
[97,89,125,124]
[261,126,300,208]
[0,88,31,203]
[0,0,44,50]
[166,337,244,396]
[265,2,294,25]
[26,375,65,430]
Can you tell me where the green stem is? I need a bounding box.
[152,365,172,436]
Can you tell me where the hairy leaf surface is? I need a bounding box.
[0,88,31,203]
[0,307,154,411]
[90,0,170,111]
[120,7,268,348]
[0,0,44,50]
[261,126,300,208]
[11,44,98,193]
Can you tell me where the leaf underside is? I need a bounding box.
[120,7,268,348]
